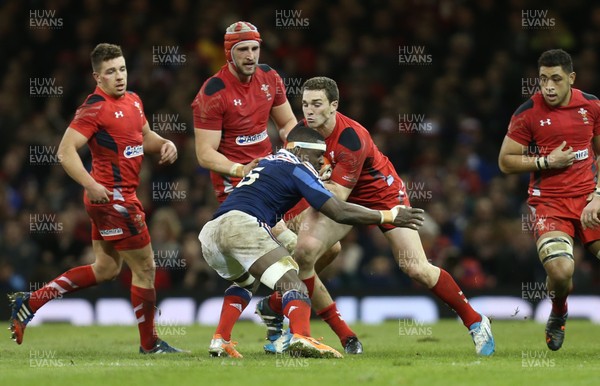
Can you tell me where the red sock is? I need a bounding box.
[302,276,315,298]
[131,285,158,351]
[215,295,249,341]
[316,303,356,346]
[551,297,568,316]
[430,269,480,328]
[284,299,311,336]
[268,291,283,315]
[29,265,97,312]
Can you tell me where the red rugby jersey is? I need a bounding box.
[191,64,287,198]
[69,86,147,202]
[320,112,401,206]
[507,89,600,198]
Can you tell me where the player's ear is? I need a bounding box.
[569,72,576,86]
[92,72,100,84]
[331,100,339,112]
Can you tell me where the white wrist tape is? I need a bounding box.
[277,228,297,253]
[229,163,244,177]
[379,205,402,224]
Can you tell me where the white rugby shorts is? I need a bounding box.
[198,210,281,281]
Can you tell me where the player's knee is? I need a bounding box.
[133,259,156,281]
[545,260,574,283]
[315,242,341,274]
[400,259,434,285]
[93,261,121,282]
[293,238,322,266]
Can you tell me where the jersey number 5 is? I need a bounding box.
[236,167,263,188]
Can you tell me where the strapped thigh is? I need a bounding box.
[536,235,573,264]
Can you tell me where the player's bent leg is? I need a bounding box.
[272,273,342,359]
[537,232,574,351]
[249,248,342,358]
[385,227,440,286]
[315,241,342,274]
[294,213,360,353]
[7,240,117,345]
[294,210,351,279]
[386,227,494,355]
[121,244,187,354]
[90,240,123,282]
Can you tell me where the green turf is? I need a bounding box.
[0,320,597,386]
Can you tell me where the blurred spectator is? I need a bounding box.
[1,0,599,295]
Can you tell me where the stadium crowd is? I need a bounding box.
[1,0,600,296]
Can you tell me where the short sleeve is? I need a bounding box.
[329,127,367,189]
[506,110,532,146]
[192,80,226,130]
[292,165,333,210]
[69,97,104,138]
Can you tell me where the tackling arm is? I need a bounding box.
[318,196,424,230]
[323,180,352,201]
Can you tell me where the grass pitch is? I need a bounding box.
[0,319,597,386]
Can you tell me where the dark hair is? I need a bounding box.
[302,76,339,103]
[287,123,325,143]
[538,49,573,73]
[91,43,124,72]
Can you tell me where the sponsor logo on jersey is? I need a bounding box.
[539,118,551,126]
[574,148,588,161]
[99,228,123,236]
[123,145,144,158]
[235,130,268,146]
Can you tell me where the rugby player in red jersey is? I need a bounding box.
[192,22,360,355]
[499,49,600,351]
[8,43,185,354]
[280,76,494,356]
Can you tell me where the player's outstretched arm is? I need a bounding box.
[318,196,425,230]
[142,122,177,165]
[194,127,258,177]
[57,128,111,203]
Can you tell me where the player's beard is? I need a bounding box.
[234,59,257,77]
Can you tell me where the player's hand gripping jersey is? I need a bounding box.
[507,89,600,198]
